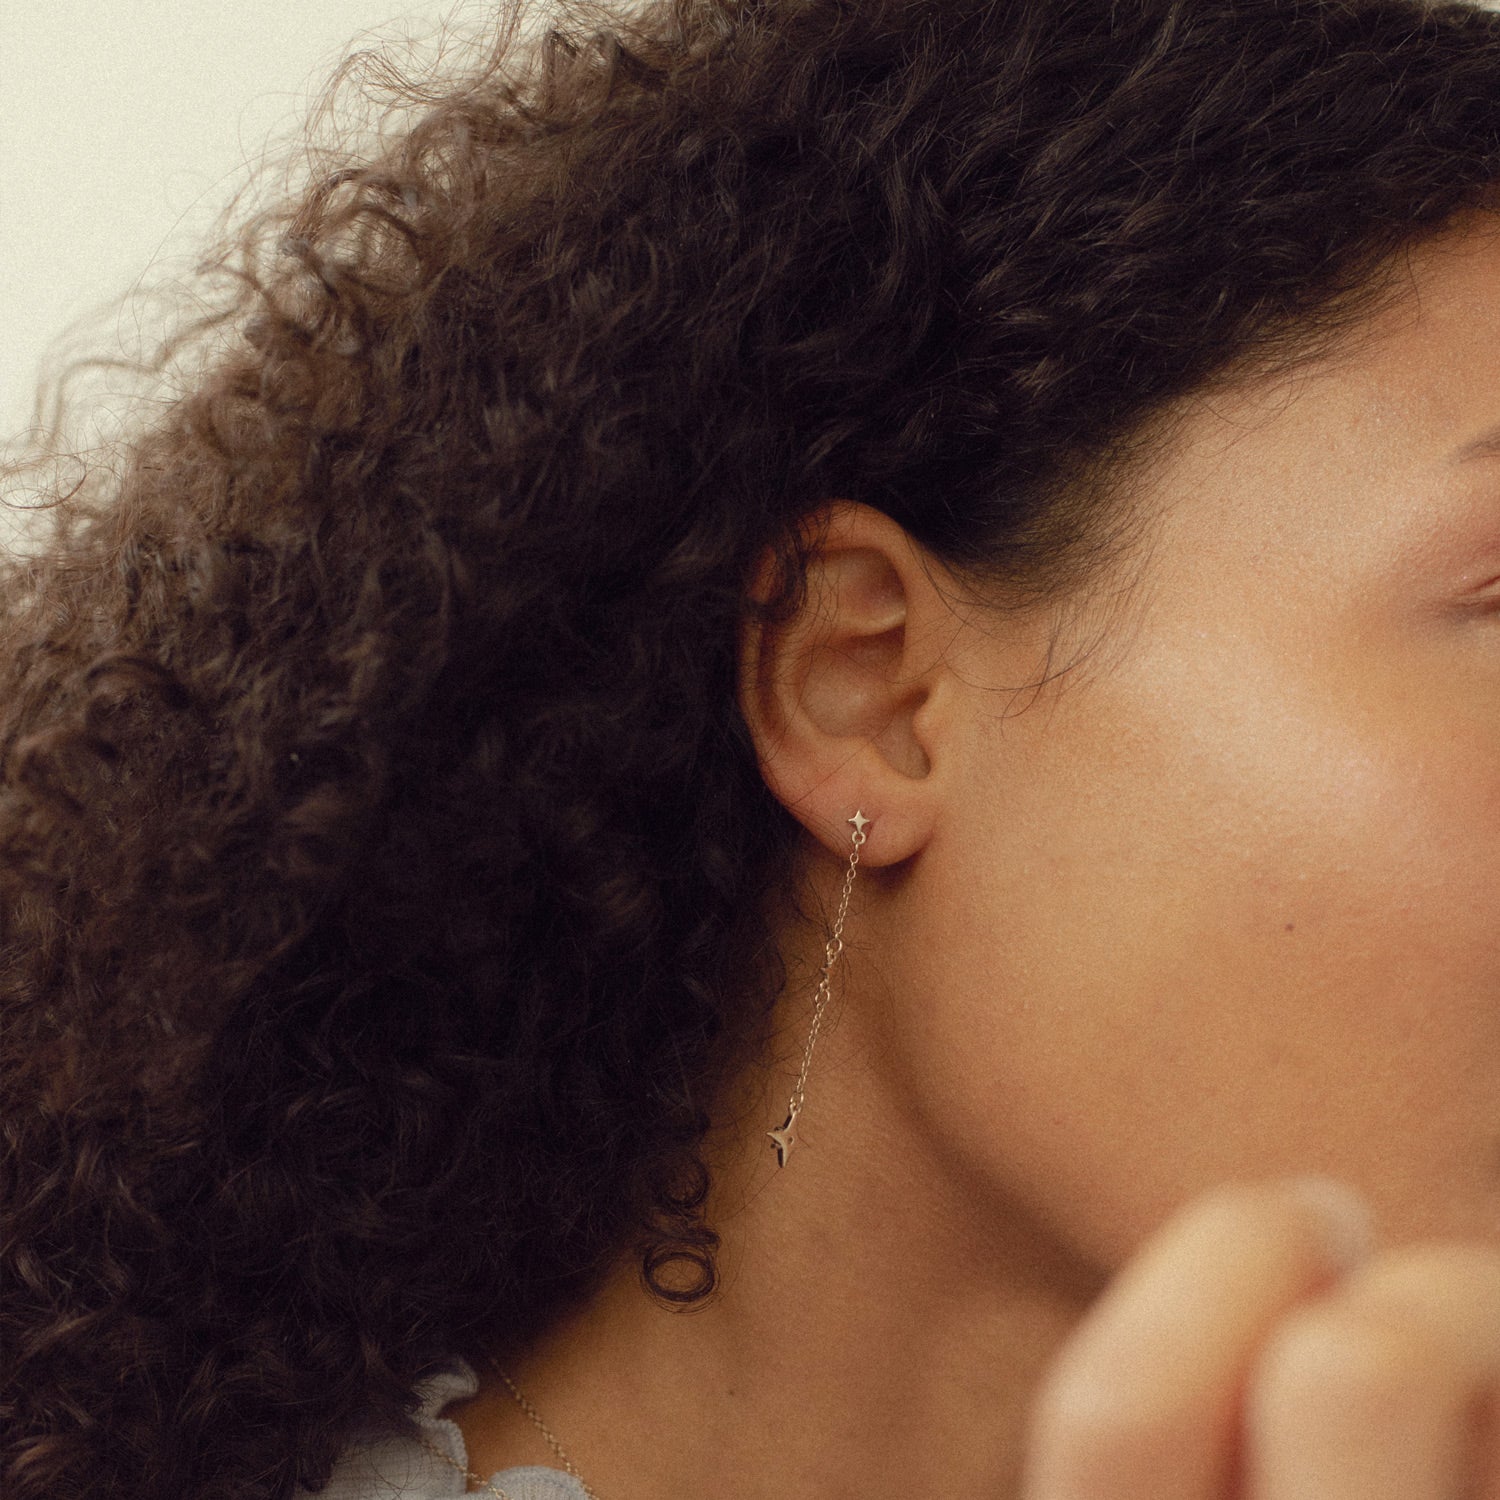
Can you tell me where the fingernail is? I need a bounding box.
[1286,1175,1376,1271]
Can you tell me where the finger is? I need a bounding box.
[1246,1242,1500,1500]
[1021,1177,1375,1500]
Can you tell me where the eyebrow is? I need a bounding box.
[1453,422,1500,463]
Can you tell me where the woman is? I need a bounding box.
[4,0,1500,1495]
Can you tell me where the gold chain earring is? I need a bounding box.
[768,810,869,1168]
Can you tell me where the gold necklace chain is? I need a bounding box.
[413,1361,605,1500]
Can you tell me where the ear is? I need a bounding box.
[737,500,964,866]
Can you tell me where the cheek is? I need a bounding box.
[903,644,1500,1265]
[1111,661,1500,1008]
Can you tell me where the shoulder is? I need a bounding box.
[299,1359,586,1500]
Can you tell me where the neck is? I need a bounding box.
[448,991,1108,1500]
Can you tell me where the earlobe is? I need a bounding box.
[736,501,953,866]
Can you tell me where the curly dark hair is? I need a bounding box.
[3,0,1499,1495]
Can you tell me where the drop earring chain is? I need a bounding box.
[767,809,868,1168]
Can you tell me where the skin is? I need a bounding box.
[447,216,1500,1497]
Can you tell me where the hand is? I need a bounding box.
[1020,1177,1500,1499]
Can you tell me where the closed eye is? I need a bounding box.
[1452,423,1500,464]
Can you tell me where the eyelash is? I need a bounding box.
[1462,572,1500,603]
[1469,584,1500,616]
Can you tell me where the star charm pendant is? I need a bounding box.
[848,810,869,837]
[768,1107,800,1168]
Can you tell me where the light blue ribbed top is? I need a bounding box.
[305,1359,587,1500]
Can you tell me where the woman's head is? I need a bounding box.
[740,213,1500,1283]
[3,1,1499,1497]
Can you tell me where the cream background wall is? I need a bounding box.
[0,0,496,440]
